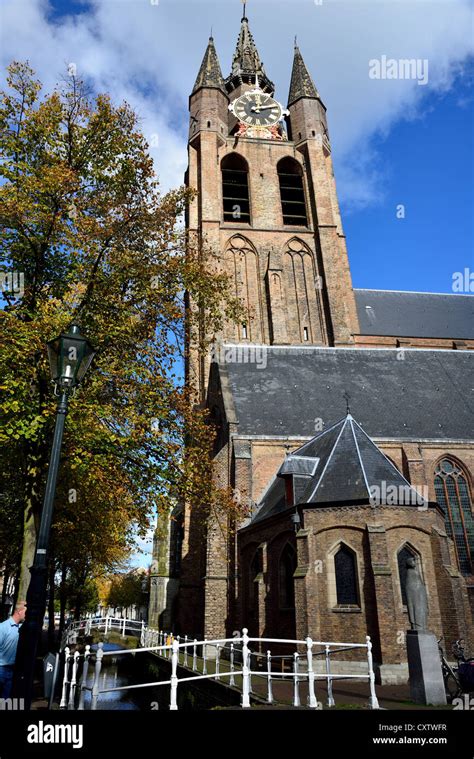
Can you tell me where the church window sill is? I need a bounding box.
[331,605,362,613]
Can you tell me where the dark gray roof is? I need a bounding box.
[192,37,226,95]
[355,289,474,339]
[288,44,319,106]
[219,346,473,440]
[253,414,426,523]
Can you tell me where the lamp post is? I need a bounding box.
[12,323,95,708]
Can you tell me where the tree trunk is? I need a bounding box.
[17,441,47,599]
[1,563,10,621]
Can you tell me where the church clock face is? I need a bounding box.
[231,91,283,127]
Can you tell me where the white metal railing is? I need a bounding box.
[61,615,145,649]
[60,627,380,711]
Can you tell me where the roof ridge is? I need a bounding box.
[350,417,426,501]
[307,417,348,502]
[355,288,474,297]
[348,417,371,500]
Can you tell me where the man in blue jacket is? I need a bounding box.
[0,602,27,699]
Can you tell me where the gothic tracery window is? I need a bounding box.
[224,235,263,342]
[434,458,474,575]
[334,544,359,605]
[222,153,250,223]
[277,157,308,226]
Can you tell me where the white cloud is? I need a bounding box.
[1,0,472,205]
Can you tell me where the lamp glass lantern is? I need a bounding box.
[47,323,95,390]
[290,511,301,532]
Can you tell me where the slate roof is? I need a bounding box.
[355,289,474,340]
[218,345,474,440]
[253,414,427,523]
[288,44,320,106]
[192,37,226,94]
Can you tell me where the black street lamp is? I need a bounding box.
[12,323,95,708]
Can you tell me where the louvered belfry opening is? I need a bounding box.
[222,153,251,223]
[278,157,308,226]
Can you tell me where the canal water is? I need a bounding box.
[82,642,141,711]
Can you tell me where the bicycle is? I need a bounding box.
[438,638,474,702]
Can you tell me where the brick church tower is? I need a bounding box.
[185,10,359,404]
[150,9,474,678]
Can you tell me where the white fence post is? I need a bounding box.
[366,636,380,709]
[203,641,207,675]
[176,636,181,665]
[60,647,70,709]
[325,644,335,707]
[104,616,109,635]
[91,643,104,710]
[122,618,126,638]
[306,637,318,709]
[216,645,220,681]
[248,649,253,693]
[241,628,251,708]
[193,639,198,671]
[184,636,189,668]
[230,643,235,687]
[293,652,300,707]
[68,651,80,710]
[267,650,273,704]
[78,646,91,711]
[170,639,179,710]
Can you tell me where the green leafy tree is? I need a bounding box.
[0,61,242,602]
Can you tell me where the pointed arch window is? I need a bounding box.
[434,459,474,575]
[277,157,308,226]
[279,543,297,609]
[222,153,250,223]
[334,544,359,605]
[397,545,418,606]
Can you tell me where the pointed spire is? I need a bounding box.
[192,36,226,95]
[227,13,274,93]
[288,44,319,107]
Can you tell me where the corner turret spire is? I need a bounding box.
[192,36,226,95]
[288,43,319,106]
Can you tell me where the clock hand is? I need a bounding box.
[251,105,279,112]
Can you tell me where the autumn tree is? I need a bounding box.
[0,61,242,609]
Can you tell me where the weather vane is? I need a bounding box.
[343,391,351,415]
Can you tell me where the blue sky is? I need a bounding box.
[2,0,473,297]
[1,0,473,564]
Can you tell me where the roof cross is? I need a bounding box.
[343,391,351,415]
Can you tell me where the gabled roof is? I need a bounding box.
[192,37,226,95]
[288,44,320,106]
[252,414,428,524]
[355,289,474,340]
[217,345,473,441]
